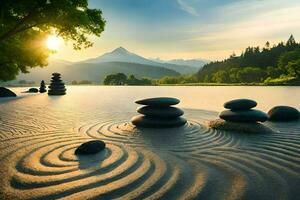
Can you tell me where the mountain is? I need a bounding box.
[81,47,199,74]
[17,61,179,83]
[16,47,205,83]
[82,47,154,65]
[166,59,209,68]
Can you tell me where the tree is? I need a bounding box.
[0,0,105,81]
[103,73,127,85]
[211,70,230,83]
[286,34,296,46]
[265,41,270,49]
[286,60,300,77]
[126,74,139,85]
[278,49,300,77]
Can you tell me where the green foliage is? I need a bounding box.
[103,73,153,85]
[197,35,300,84]
[126,75,152,85]
[157,75,198,85]
[278,49,300,77]
[0,0,105,81]
[103,73,127,85]
[264,75,297,85]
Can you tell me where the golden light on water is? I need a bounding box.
[46,35,62,51]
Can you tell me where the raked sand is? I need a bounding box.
[0,86,299,200]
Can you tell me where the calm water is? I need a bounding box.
[6,86,300,112]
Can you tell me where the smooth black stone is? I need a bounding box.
[48,91,66,95]
[75,140,106,155]
[51,78,62,82]
[137,106,184,118]
[219,109,268,122]
[0,87,16,97]
[224,99,257,110]
[268,106,299,121]
[135,97,180,107]
[39,89,47,93]
[28,88,39,93]
[52,73,61,77]
[48,85,66,89]
[131,115,187,128]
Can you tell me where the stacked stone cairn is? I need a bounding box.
[39,80,47,93]
[208,99,272,134]
[219,99,269,123]
[131,97,187,128]
[48,73,66,95]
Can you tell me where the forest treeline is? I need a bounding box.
[196,35,300,85]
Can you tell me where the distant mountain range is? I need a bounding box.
[17,47,209,83]
[151,58,210,68]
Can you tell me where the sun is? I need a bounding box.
[46,35,62,51]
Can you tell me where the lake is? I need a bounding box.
[5,86,300,112]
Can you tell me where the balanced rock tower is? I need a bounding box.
[48,73,66,95]
[39,80,47,93]
[131,97,187,128]
[208,99,273,134]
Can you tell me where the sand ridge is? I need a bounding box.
[0,91,299,200]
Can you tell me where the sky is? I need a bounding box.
[50,0,300,62]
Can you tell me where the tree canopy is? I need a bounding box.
[103,73,152,85]
[0,0,105,81]
[197,35,300,84]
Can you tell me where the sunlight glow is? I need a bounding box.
[46,35,62,51]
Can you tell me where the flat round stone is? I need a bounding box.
[75,140,106,155]
[268,106,299,121]
[28,88,39,93]
[135,97,180,107]
[219,109,268,122]
[131,115,187,128]
[137,106,184,118]
[224,99,257,110]
[48,91,66,95]
[0,87,16,97]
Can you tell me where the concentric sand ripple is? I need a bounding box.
[0,93,299,199]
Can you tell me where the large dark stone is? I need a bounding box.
[137,106,184,118]
[224,99,257,110]
[268,106,299,122]
[135,97,180,107]
[131,115,187,128]
[219,109,268,122]
[75,140,106,155]
[0,87,16,97]
[28,88,39,93]
[48,90,66,95]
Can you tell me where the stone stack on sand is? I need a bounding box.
[219,99,269,123]
[39,80,47,93]
[131,97,187,128]
[48,73,66,95]
[209,99,272,133]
